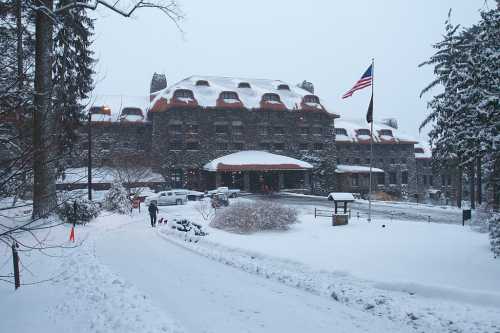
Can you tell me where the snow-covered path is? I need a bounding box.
[94,216,409,333]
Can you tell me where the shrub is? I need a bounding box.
[57,198,100,224]
[103,181,131,214]
[489,214,500,258]
[210,200,298,234]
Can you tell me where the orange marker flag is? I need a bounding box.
[69,225,75,242]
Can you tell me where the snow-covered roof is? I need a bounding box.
[335,119,418,144]
[57,167,165,184]
[414,143,432,159]
[335,164,384,174]
[328,192,355,201]
[149,75,336,115]
[203,150,313,172]
[85,95,150,123]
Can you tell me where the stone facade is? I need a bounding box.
[150,107,337,193]
[336,142,417,198]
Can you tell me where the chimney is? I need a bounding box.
[150,72,167,94]
[297,80,314,94]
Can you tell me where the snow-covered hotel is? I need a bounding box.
[82,73,441,199]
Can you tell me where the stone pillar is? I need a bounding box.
[279,172,284,190]
[215,173,222,188]
[243,172,250,192]
[304,170,311,189]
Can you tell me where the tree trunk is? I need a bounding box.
[470,162,475,209]
[456,165,462,208]
[15,0,23,92]
[33,0,56,218]
[476,156,482,205]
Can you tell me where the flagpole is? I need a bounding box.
[368,58,374,222]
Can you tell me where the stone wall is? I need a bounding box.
[151,107,337,193]
[336,142,417,198]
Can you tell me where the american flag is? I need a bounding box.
[342,64,373,99]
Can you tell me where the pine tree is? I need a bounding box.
[53,0,95,174]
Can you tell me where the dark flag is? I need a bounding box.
[366,93,373,123]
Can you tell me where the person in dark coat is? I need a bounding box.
[148,202,159,227]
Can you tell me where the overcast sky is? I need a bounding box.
[91,0,488,143]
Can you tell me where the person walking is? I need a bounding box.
[148,201,159,227]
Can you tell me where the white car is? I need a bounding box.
[147,190,188,206]
[207,186,240,198]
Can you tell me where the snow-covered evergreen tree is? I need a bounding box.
[103,181,131,214]
[489,214,500,258]
[53,0,95,173]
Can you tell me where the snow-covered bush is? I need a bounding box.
[57,198,100,224]
[489,214,500,258]
[168,219,208,242]
[210,200,298,234]
[103,181,131,214]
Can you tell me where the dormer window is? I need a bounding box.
[262,93,281,102]
[238,82,251,88]
[334,128,347,136]
[173,89,194,99]
[415,148,424,154]
[90,106,111,115]
[195,80,210,87]
[356,129,371,136]
[121,107,143,117]
[379,129,393,136]
[220,91,239,100]
[303,95,320,104]
[277,84,290,91]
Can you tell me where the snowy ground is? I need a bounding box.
[1,195,499,333]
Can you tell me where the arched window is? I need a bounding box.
[262,93,281,102]
[334,128,348,136]
[277,84,290,91]
[238,82,251,88]
[303,95,320,104]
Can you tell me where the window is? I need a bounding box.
[313,143,323,151]
[430,176,434,186]
[169,124,182,134]
[300,127,309,135]
[379,158,384,164]
[378,129,393,136]
[415,147,424,154]
[351,174,359,186]
[354,158,360,164]
[274,126,285,135]
[262,93,281,102]
[447,175,452,185]
[216,142,228,150]
[312,127,322,135]
[186,124,198,134]
[173,89,194,99]
[258,126,268,135]
[101,142,111,150]
[186,141,199,150]
[365,158,371,164]
[170,140,182,150]
[121,107,143,117]
[401,158,406,164]
[232,125,243,135]
[303,95,320,104]
[337,158,341,164]
[299,143,309,150]
[423,175,428,185]
[389,172,397,184]
[233,142,244,150]
[390,158,396,164]
[334,128,347,136]
[356,129,371,136]
[171,169,183,188]
[259,142,270,150]
[377,173,385,185]
[238,82,251,89]
[220,91,238,100]
[274,143,285,151]
[215,125,228,134]
[345,158,350,164]
[401,171,408,184]
[195,80,210,87]
[277,84,290,91]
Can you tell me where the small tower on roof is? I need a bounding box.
[150,73,167,94]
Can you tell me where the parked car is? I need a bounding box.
[207,186,240,198]
[146,190,188,206]
[171,189,205,201]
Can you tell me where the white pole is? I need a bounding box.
[368,58,374,222]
